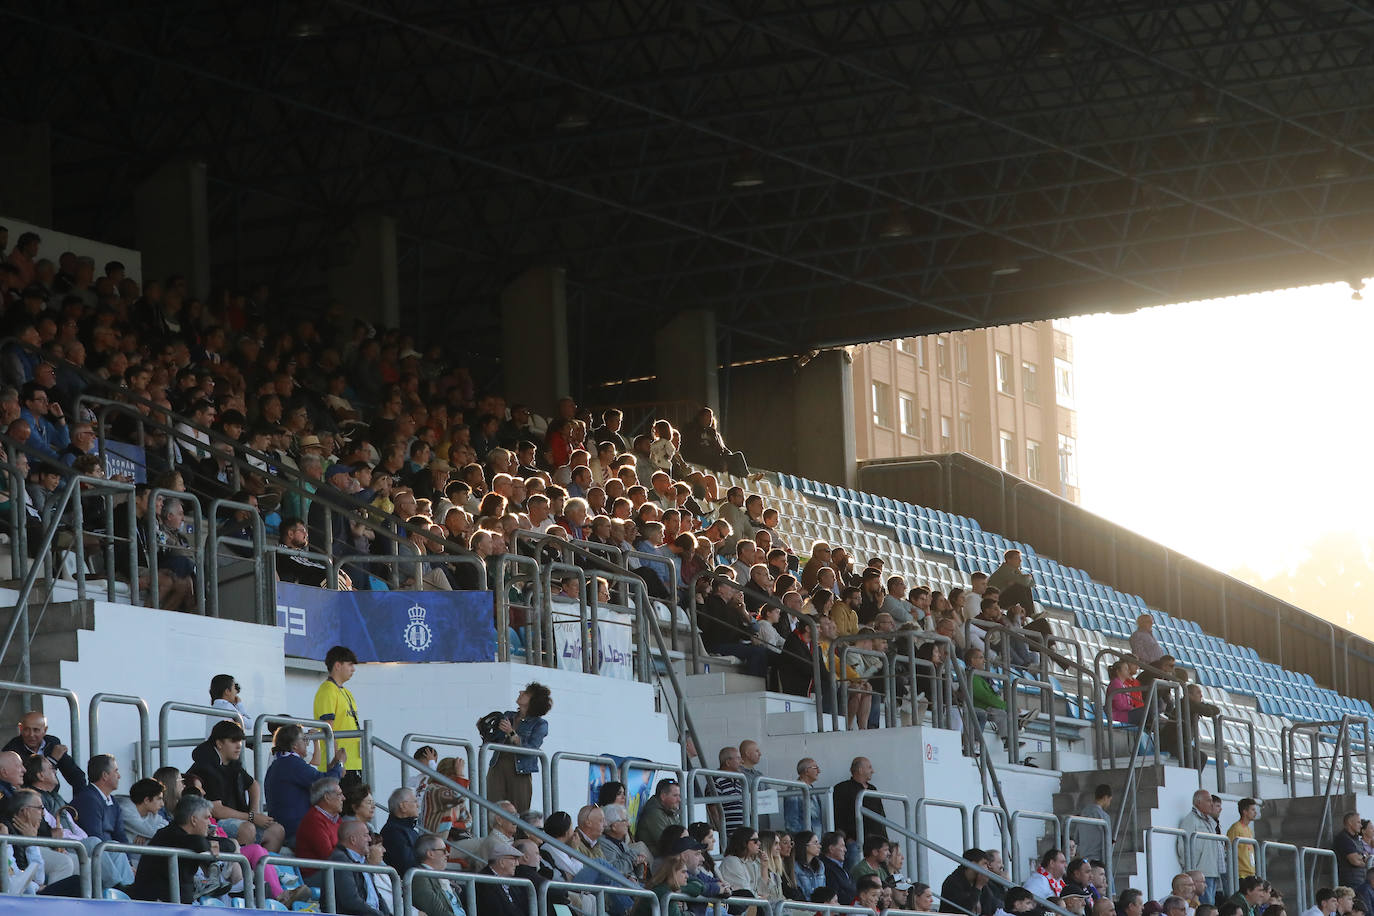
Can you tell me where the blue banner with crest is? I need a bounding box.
[276,583,497,663]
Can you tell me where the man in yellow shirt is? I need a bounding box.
[1227,798,1258,878]
[313,645,363,788]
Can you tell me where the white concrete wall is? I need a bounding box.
[0,215,143,284]
[284,659,681,817]
[48,599,287,782]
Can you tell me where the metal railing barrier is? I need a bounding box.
[756,775,832,833]
[95,840,252,905]
[549,751,620,816]
[255,852,400,913]
[88,691,150,778]
[1063,814,1114,894]
[0,833,91,898]
[1008,810,1061,882]
[402,732,479,799]
[251,714,337,789]
[685,767,753,835]
[157,699,239,768]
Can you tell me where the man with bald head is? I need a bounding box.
[4,710,86,790]
[328,818,386,915]
[0,751,22,797]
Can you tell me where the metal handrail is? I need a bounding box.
[0,680,81,765]
[1063,814,1114,894]
[915,797,970,853]
[88,691,150,777]
[973,803,1009,867]
[144,485,206,614]
[495,552,542,662]
[255,851,401,914]
[156,699,240,768]
[368,734,636,889]
[0,833,91,897]
[1008,809,1061,882]
[860,805,1076,916]
[94,840,252,905]
[1212,712,1260,793]
[476,743,552,833]
[853,787,914,877]
[549,751,620,815]
[686,767,753,835]
[205,497,268,619]
[251,714,337,789]
[402,732,478,798]
[758,775,832,833]
[0,473,78,683]
[416,869,540,916]
[545,879,659,916]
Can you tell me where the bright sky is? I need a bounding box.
[1066,279,1371,583]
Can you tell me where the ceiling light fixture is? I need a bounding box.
[878,205,913,239]
[990,244,1022,276]
[729,155,765,189]
[1315,148,1349,181]
[1184,84,1220,125]
[288,16,324,38]
[1035,21,1067,61]
[555,98,591,131]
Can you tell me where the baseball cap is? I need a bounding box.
[324,463,352,479]
[669,836,707,854]
[483,837,521,860]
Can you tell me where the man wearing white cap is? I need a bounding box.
[475,837,527,916]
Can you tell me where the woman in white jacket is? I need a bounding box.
[718,826,766,900]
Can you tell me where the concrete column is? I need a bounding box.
[0,121,52,226]
[135,159,211,299]
[792,348,857,487]
[655,309,718,412]
[724,349,857,487]
[326,212,400,328]
[501,266,569,413]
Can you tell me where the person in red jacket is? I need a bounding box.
[293,776,344,875]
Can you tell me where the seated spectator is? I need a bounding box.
[635,853,694,916]
[264,724,346,843]
[1130,614,1165,666]
[599,803,645,881]
[117,777,168,848]
[329,819,388,915]
[697,577,768,678]
[294,776,345,870]
[411,833,465,915]
[71,754,135,889]
[3,710,86,792]
[17,381,68,461]
[1025,848,1067,898]
[276,516,352,589]
[475,836,529,916]
[680,407,748,477]
[636,778,683,852]
[155,496,197,611]
[820,830,856,904]
[379,786,421,875]
[966,648,1037,746]
[0,788,84,897]
[1108,659,1146,727]
[189,720,284,851]
[939,848,990,914]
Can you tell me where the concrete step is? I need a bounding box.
[680,671,766,697]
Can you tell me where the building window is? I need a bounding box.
[896,338,909,353]
[871,381,893,428]
[1055,358,1076,408]
[940,416,952,451]
[1026,439,1041,481]
[1000,431,1017,473]
[996,352,1014,395]
[899,394,916,437]
[936,337,949,378]
[915,338,926,368]
[956,339,970,383]
[1022,361,1039,405]
[1058,434,1078,487]
[920,408,931,445]
[958,412,973,451]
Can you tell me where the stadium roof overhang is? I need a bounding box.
[7,0,1374,383]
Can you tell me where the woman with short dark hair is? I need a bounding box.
[485,682,553,811]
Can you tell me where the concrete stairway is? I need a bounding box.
[0,594,95,723]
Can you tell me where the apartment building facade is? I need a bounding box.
[851,320,1081,503]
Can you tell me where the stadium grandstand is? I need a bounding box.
[4,3,1374,916]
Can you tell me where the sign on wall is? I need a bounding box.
[276,582,497,663]
[551,605,635,680]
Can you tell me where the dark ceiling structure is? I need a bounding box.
[6,0,1374,387]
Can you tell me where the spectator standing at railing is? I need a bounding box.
[3,711,85,792]
[783,759,823,834]
[1337,812,1370,889]
[1179,790,1222,902]
[264,724,347,844]
[314,646,363,787]
[832,757,886,872]
[485,682,552,812]
[1073,784,1113,866]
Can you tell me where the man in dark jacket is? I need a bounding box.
[130,795,216,903]
[3,711,86,791]
[329,819,387,915]
[832,756,886,870]
[475,837,529,916]
[379,786,421,875]
[939,849,991,915]
[821,831,857,904]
